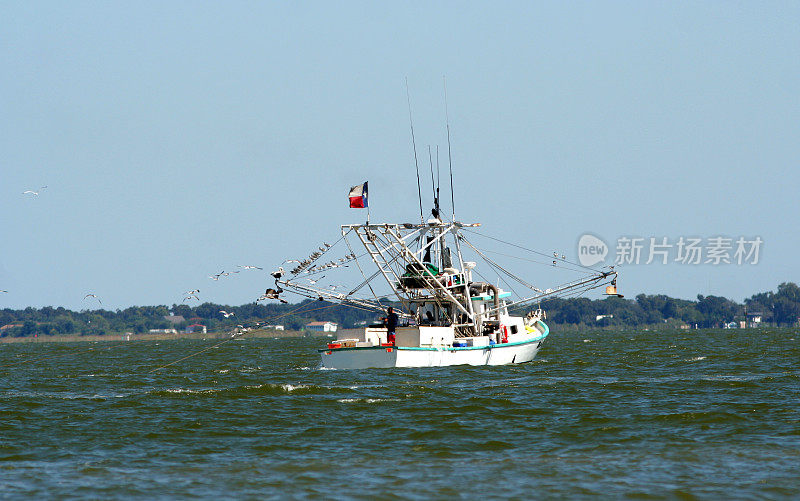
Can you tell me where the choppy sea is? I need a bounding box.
[1,328,798,499]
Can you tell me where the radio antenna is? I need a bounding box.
[427,145,439,219]
[444,76,456,221]
[436,145,441,217]
[406,77,424,224]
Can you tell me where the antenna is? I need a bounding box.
[436,144,441,217]
[444,76,455,221]
[406,77,424,224]
[428,145,439,219]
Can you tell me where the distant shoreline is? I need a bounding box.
[0,329,358,344]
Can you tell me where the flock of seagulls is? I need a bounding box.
[286,242,357,275]
[11,189,349,310]
[10,183,352,311]
[204,242,359,306]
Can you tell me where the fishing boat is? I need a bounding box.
[267,97,620,369]
[270,202,620,369]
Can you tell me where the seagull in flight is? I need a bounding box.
[0,290,7,293]
[183,295,200,302]
[239,265,263,270]
[219,310,235,318]
[284,259,301,264]
[184,289,200,295]
[23,186,47,196]
[84,293,102,305]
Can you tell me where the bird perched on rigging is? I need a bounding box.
[270,267,284,279]
[258,286,287,304]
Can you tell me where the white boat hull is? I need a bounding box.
[320,322,549,369]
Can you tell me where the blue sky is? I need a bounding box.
[2,1,798,310]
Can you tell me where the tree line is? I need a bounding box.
[1,282,798,338]
[526,281,800,328]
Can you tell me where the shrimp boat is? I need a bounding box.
[273,208,620,369]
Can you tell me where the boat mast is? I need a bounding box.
[406,78,425,225]
[444,76,456,222]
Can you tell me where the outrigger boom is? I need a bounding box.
[274,219,618,366]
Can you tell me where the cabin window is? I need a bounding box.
[510,325,518,334]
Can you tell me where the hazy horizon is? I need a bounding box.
[3,2,798,310]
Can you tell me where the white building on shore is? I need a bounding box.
[305,321,338,332]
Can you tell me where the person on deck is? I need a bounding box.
[384,307,398,345]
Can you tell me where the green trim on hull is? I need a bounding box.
[319,321,550,354]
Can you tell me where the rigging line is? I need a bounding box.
[344,229,413,297]
[343,231,382,306]
[428,145,436,206]
[510,283,602,315]
[283,289,387,315]
[443,75,455,221]
[471,267,521,304]
[477,248,600,276]
[436,145,441,209]
[149,336,237,373]
[288,231,349,276]
[508,285,598,315]
[463,240,524,299]
[483,261,522,300]
[406,77,424,224]
[460,236,540,293]
[149,302,349,374]
[483,269,613,314]
[461,228,606,273]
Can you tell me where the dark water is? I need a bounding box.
[1,328,798,499]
